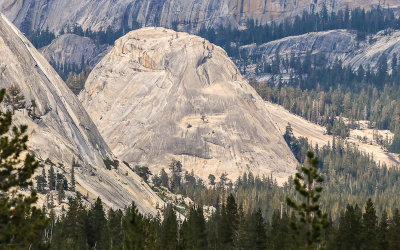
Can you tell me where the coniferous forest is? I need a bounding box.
[2,85,400,249]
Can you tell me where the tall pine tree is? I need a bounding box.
[0,88,48,248]
[287,151,329,249]
[361,199,378,250]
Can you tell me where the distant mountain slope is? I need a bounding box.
[265,101,399,168]
[39,34,110,68]
[0,13,163,214]
[79,27,298,184]
[1,0,398,34]
[241,29,400,80]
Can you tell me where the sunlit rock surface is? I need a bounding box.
[39,34,110,68]
[0,14,163,214]
[1,0,398,33]
[80,27,298,184]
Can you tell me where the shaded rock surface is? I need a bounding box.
[0,14,163,214]
[240,29,400,80]
[80,27,298,184]
[1,0,398,34]
[39,34,110,68]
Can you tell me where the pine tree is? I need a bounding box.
[361,199,378,250]
[36,167,47,194]
[0,88,48,248]
[48,165,56,190]
[58,194,88,249]
[27,100,39,120]
[168,159,182,191]
[235,205,249,249]
[284,123,301,161]
[219,194,239,248]
[134,165,152,182]
[3,84,26,114]
[160,168,169,188]
[123,202,146,249]
[287,151,329,249]
[108,208,123,249]
[86,197,109,249]
[248,208,267,249]
[48,193,55,210]
[335,204,362,249]
[377,210,389,250]
[389,209,400,249]
[181,205,207,249]
[160,205,178,250]
[389,130,400,153]
[208,174,216,186]
[206,207,221,249]
[70,158,76,192]
[270,210,295,249]
[168,159,182,173]
[57,181,64,204]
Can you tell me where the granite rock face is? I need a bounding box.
[80,27,298,184]
[241,30,357,67]
[1,0,398,33]
[240,29,400,80]
[39,34,110,68]
[0,14,163,214]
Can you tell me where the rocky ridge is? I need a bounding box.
[1,0,398,34]
[240,29,400,80]
[39,34,110,68]
[79,27,298,184]
[0,13,163,214]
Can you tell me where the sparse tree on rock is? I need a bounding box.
[27,100,40,120]
[57,181,65,204]
[36,167,47,194]
[48,165,56,190]
[169,159,182,173]
[134,165,152,182]
[160,168,169,188]
[70,158,76,192]
[208,174,216,187]
[4,84,25,114]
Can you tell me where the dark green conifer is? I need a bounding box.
[248,208,267,249]
[0,88,48,248]
[60,194,88,249]
[160,205,178,250]
[123,202,146,249]
[48,165,56,190]
[361,199,378,250]
[108,208,123,249]
[181,205,207,249]
[36,167,47,194]
[377,210,389,250]
[160,168,169,188]
[389,209,400,249]
[335,204,362,249]
[70,158,76,192]
[287,151,329,249]
[219,194,238,248]
[86,197,109,249]
[3,84,25,114]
